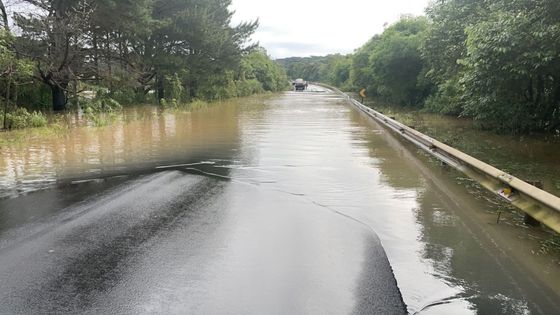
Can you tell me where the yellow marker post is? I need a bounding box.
[359,89,366,103]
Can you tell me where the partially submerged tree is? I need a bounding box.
[11,0,257,110]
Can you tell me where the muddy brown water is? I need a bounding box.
[0,87,559,314]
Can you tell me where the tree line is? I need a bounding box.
[0,0,287,124]
[279,0,560,134]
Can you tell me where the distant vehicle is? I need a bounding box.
[293,78,308,91]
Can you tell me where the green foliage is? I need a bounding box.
[2,107,47,129]
[235,79,264,97]
[165,73,185,102]
[238,48,288,93]
[460,0,560,132]
[285,0,560,134]
[83,90,122,114]
[0,1,274,130]
[422,0,560,133]
[277,54,352,89]
[0,31,33,77]
[11,0,257,111]
[277,56,327,82]
[423,76,464,115]
[111,89,140,106]
[367,16,431,106]
[350,36,380,93]
[328,56,353,90]
[279,17,431,103]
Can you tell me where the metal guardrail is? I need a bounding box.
[318,83,560,234]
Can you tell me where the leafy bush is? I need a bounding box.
[28,111,48,127]
[423,77,464,115]
[111,89,138,105]
[2,107,48,129]
[82,93,122,113]
[235,79,264,97]
[165,73,184,102]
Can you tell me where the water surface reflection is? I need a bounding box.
[0,102,245,198]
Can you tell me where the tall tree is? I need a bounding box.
[15,0,95,111]
[461,0,560,132]
[0,0,8,31]
[366,16,431,106]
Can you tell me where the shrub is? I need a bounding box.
[28,111,48,127]
[235,79,264,97]
[2,107,48,129]
[82,95,122,113]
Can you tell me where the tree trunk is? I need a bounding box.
[13,82,17,106]
[73,78,79,110]
[106,33,112,91]
[157,74,165,102]
[0,0,8,32]
[52,85,66,111]
[93,32,100,84]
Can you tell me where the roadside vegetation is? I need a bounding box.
[0,0,287,131]
[278,0,560,134]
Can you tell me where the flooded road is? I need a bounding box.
[0,87,559,314]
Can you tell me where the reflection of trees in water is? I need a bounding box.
[0,102,244,197]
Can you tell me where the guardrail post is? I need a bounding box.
[525,181,544,227]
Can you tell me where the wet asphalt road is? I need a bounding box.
[0,171,404,314]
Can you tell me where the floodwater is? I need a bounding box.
[0,87,559,314]
[364,104,560,197]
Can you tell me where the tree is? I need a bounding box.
[422,0,560,132]
[461,0,560,132]
[238,48,287,93]
[0,0,8,31]
[421,0,488,114]
[365,16,431,106]
[350,36,379,93]
[1,30,33,128]
[15,0,96,111]
[139,0,257,101]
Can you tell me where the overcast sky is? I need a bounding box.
[230,0,431,59]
